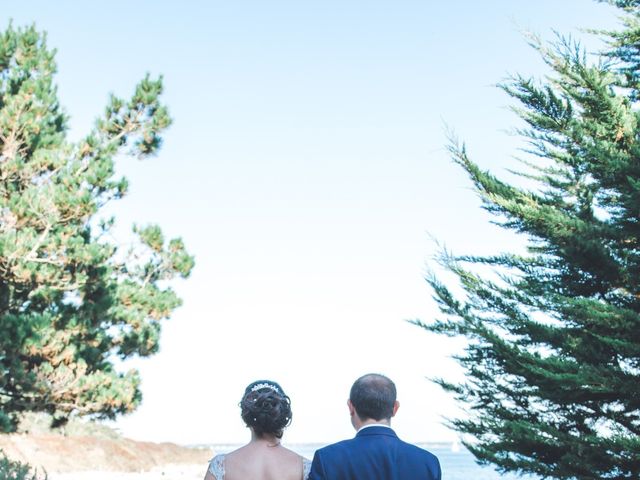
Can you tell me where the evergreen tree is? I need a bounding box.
[416,2,640,478]
[0,450,45,480]
[0,24,194,431]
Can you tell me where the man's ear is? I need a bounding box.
[347,399,356,416]
[391,400,400,417]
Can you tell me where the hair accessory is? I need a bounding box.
[251,382,280,394]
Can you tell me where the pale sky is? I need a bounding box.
[4,1,620,445]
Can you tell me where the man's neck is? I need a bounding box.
[354,417,391,431]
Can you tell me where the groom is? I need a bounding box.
[308,373,441,480]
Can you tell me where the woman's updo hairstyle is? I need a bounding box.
[240,380,292,439]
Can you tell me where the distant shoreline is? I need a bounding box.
[190,440,457,449]
[193,440,458,451]
[0,428,465,479]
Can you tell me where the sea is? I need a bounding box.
[208,442,538,480]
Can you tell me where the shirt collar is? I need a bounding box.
[357,423,392,432]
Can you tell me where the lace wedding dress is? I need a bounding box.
[208,453,312,480]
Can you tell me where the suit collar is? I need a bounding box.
[355,425,398,438]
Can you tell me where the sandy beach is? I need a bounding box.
[51,464,205,480]
[0,430,212,480]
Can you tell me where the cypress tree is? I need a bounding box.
[0,24,194,431]
[417,2,640,478]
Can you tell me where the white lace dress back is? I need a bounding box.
[208,453,311,480]
[209,454,225,479]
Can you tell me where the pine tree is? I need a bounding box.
[416,2,640,478]
[0,24,194,431]
[0,450,45,480]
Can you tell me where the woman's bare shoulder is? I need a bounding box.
[280,447,310,476]
[280,445,305,459]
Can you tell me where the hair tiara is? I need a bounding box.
[251,382,281,394]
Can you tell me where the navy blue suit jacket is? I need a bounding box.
[308,426,441,480]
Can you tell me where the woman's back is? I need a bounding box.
[224,443,306,480]
[207,443,311,480]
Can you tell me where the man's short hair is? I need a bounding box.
[349,373,397,421]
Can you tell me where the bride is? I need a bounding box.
[205,380,311,480]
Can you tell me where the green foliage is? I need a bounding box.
[0,450,45,480]
[417,4,640,479]
[0,24,193,431]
